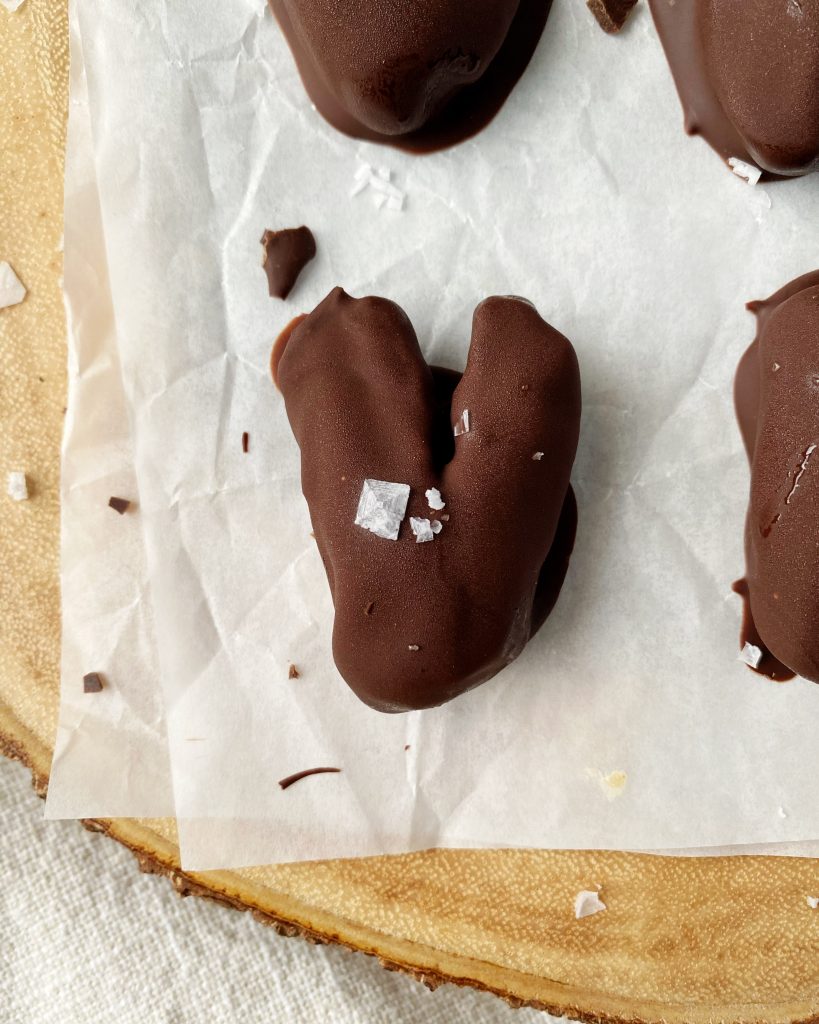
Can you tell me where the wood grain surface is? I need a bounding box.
[2,4,819,1020]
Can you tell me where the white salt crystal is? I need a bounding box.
[7,471,28,501]
[408,644,420,652]
[386,193,405,212]
[728,157,762,186]
[739,642,763,669]
[431,520,442,535]
[410,517,435,543]
[353,162,372,182]
[574,890,606,920]
[354,479,410,541]
[453,409,471,437]
[425,487,445,511]
[532,452,544,461]
[807,896,819,909]
[0,262,26,309]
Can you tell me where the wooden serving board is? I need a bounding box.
[3,4,819,1020]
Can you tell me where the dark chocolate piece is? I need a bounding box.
[242,431,249,454]
[650,0,819,177]
[288,663,300,679]
[278,766,341,790]
[275,288,581,713]
[269,0,554,153]
[587,0,638,34]
[261,227,316,300]
[83,672,104,693]
[735,271,819,683]
[108,496,131,515]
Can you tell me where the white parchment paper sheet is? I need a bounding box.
[73,0,819,867]
[46,5,173,819]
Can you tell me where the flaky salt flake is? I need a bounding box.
[739,642,763,669]
[410,517,436,543]
[7,471,28,501]
[431,520,442,535]
[453,409,471,437]
[532,451,544,461]
[0,262,26,309]
[728,157,762,186]
[426,487,445,511]
[1,0,26,11]
[355,479,410,541]
[408,644,420,652]
[574,890,606,920]
[807,896,819,909]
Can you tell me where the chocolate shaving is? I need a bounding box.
[242,431,249,454]
[587,0,638,33]
[83,672,104,693]
[278,767,341,791]
[288,663,300,679]
[260,226,316,300]
[108,496,131,515]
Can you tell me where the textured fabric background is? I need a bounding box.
[1,759,549,1024]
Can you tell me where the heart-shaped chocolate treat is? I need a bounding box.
[269,0,553,151]
[274,288,581,712]
[650,0,819,176]
[735,271,819,684]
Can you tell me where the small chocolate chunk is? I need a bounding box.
[278,766,341,790]
[108,496,131,515]
[288,663,300,679]
[242,431,249,454]
[83,672,104,693]
[261,226,316,300]
[587,0,638,33]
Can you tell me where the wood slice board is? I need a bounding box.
[3,4,819,1020]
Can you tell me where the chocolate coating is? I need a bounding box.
[650,0,819,176]
[276,288,581,712]
[735,271,819,683]
[261,227,316,299]
[270,0,553,152]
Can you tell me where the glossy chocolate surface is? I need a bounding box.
[275,288,581,712]
[270,0,553,152]
[735,271,819,683]
[650,0,819,176]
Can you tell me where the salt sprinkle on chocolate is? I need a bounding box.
[728,157,762,186]
[83,672,104,694]
[425,487,445,511]
[7,471,28,502]
[453,409,471,437]
[410,517,436,543]
[532,452,544,461]
[574,889,607,920]
[0,261,26,308]
[355,479,410,540]
[108,496,131,515]
[408,644,420,652]
[739,642,763,669]
[288,664,300,680]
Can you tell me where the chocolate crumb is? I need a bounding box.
[108,496,131,515]
[278,766,341,791]
[242,431,249,454]
[404,744,411,751]
[288,663,300,679]
[83,672,104,693]
[364,601,375,616]
[38,375,44,383]
[587,0,638,33]
[261,226,316,300]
